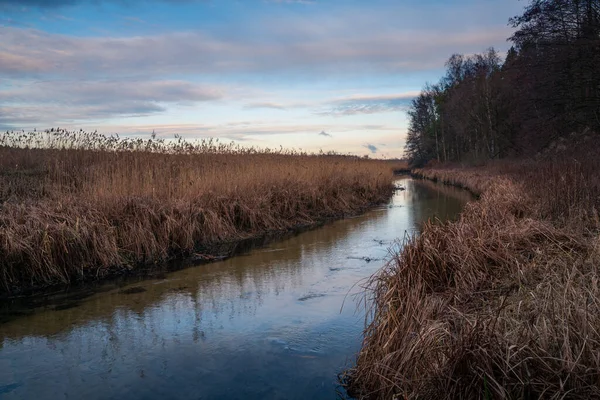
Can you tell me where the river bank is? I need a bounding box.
[347,147,600,399]
[0,130,400,296]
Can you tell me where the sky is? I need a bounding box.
[1,0,526,158]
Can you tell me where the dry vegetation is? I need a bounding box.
[0,129,397,295]
[347,141,600,399]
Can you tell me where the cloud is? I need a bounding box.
[0,17,33,27]
[0,103,165,128]
[7,79,222,104]
[318,130,332,137]
[0,79,223,128]
[363,143,378,154]
[244,102,287,110]
[0,23,514,79]
[317,91,419,116]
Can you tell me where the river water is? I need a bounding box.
[0,177,471,400]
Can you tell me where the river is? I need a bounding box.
[0,177,471,400]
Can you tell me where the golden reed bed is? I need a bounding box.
[0,129,402,295]
[346,144,600,399]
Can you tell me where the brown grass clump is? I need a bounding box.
[0,129,396,294]
[347,145,600,399]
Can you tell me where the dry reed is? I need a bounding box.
[346,141,600,399]
[0,129,398,294]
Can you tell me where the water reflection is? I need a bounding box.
[405,178,473,228]
[0,178,471,400]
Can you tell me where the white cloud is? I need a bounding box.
[316,91,420,116]
[0,23,514,79]
[244,102,288,110]
[0,79,224,127]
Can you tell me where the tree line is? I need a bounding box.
[405,0,600,166]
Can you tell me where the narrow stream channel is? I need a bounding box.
[0,177,472,400]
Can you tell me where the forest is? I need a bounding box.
[405,0,600,166]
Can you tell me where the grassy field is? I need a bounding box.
[0,129,400,295]
[346,139,600,399]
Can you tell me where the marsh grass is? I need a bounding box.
[346,143,600,399]
[0,129,398,294]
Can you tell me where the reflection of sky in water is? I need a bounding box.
[0,178,471,400]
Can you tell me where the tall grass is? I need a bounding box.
[0,129,397,294]
[346,141,600,399]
